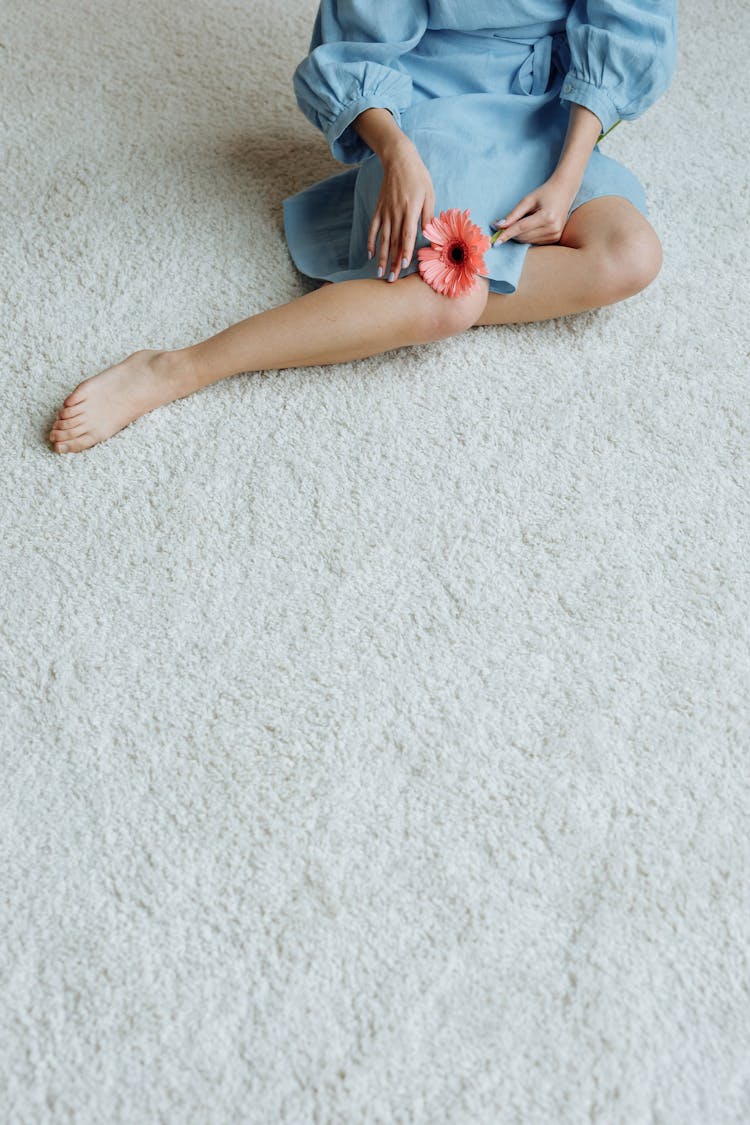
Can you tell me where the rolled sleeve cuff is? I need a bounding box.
[559,75,620,136]
[326,94,400,165]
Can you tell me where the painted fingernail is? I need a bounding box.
[377,266,383,278]
[59,444,68,452]
[401,257,408,268]
[388,271,395,282]
[367,250,373,260]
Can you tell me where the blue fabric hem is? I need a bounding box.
[328,94,402,164]
[560,74,620,134]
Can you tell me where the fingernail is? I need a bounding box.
[388,271,395,283]
[367,250,373,260]
[490,222,500,230]
[377,266,383,278]
[59,444,68,452]
[401,257,408,269]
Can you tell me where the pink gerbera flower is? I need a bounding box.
[417,208,491,298]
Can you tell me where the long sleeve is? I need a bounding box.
[559,0,678,135]
[292,0,429,165]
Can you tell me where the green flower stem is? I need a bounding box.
[596,118,622,143]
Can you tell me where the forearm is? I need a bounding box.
[552,102,603,190]
[352,106,412,163]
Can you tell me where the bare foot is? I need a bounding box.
[48,349,191,454]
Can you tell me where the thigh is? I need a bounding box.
[474,195,661,327]
[559,194,658,252]
[319,272,489,336]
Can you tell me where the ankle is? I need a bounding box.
[148,348,200,395]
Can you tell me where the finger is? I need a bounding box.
[512,226,549,245]
[493,194,536,233]
[504,194,537,226]
[399,212,420,276]
[388,217,404,281]
[513,213,562,244]
[494,211,541,245]
[377,219,391,279]
[367,211,382,261]
[422,191,436,231]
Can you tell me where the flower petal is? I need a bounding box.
[418,206,492,298]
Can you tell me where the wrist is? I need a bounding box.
[549,166,583,196]
[353,106,408,163]
[553,102,601,192]
[380,132,415,166]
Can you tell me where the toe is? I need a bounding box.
[49,402,87,443]
[60,413,86,430]
[49,416,84,438]
[53,432,93,453]
[64,381,92,407]
[65,433,95,452]
[50,422,88,441]
[51,415,80,433]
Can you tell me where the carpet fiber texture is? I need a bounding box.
[2,0,749,1121]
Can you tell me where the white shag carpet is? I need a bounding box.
[2,0,749,1120]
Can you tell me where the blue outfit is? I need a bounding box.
[283,1,677,294]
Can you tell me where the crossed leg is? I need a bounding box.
[474,194,663,325]
[48,195,661,453]
[318,195,662,327]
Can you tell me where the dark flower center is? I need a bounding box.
[449,242,465,263]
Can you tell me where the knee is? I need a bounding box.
[600,227,664,301]
[420,276,490,339]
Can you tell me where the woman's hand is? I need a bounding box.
[492,173,580,246]
[367,137,436,282]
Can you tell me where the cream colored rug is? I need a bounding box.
[2,0,749,1120]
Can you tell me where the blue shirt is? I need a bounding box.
[292,1,677,165]
[283,1,678,294]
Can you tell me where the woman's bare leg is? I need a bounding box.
[473,195,663,327]
[48,274,487,454]
[47,196,661,454]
